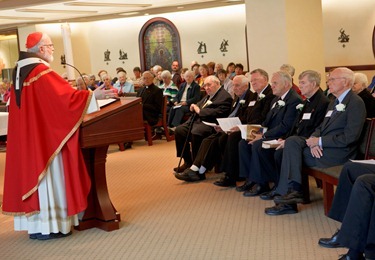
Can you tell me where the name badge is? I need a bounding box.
[325,110,333,117]
[302,113,311,120]
[248,101,256,107]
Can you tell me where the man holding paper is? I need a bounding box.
[214,69,274,187]
[173,76,232,181]
[174,75,254,182]
[252,70,329,201]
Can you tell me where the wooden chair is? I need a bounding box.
[144,96,175,146]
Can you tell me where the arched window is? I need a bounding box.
[139,17,182,72]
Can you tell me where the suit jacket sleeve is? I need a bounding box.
[263,90,302,139]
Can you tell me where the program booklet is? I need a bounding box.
[238,124,267,141]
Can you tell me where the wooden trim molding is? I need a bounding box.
[325,64,375,72]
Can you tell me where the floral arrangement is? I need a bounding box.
[296,104,304,111]
[202,100,212,108]
[239,100,246,106]
[277,100,285,107]
[258,93,265,100]
[336,103,346,112]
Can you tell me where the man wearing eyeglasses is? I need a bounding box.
[2,32,115,240]
[265,67,366,215]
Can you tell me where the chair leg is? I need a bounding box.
[118,143,125,151]
[144,125,153,146]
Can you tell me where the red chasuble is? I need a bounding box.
[2,63,91,216]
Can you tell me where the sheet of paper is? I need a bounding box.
[202,121,218,127]
[217,117,241,132]
[173,104,182,109]
[97,98,117,108]
[350,159,375,165]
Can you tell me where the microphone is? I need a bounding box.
[61,60,88,89]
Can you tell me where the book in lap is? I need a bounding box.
[238,124,267,141]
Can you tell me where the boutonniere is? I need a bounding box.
[258,93,265,100]
[336,103,346,112]
[202,100,212,108]
[296,103,304,111]
[277,100,285,108]
[239,100,246,106]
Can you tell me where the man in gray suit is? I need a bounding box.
[266,67,366,215]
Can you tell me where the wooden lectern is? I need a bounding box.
[77,97,144,231]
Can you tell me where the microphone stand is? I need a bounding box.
[61,61,88,90]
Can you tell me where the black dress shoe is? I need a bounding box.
[243,184,270,197]
[338,253,365,260]
[174,169,206,182]
[273,189,304,204]
[265,203,298,215]
[318,229,345,248]
[173,163,191,173]
[213,176,236,187]
[29,233,41,239]
[235,181,255,192]
[36,231,72,240]
[259,188,280,200]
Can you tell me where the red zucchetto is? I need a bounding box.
[26,32,43,49]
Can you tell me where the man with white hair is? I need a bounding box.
[2,32,115,240]
[352,72,375,118]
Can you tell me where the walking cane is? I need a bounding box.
[176,112,197,173]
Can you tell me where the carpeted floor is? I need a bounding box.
[0,140,347,259]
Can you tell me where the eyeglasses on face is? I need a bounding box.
[327,77,345,82]
[42,44,54,48]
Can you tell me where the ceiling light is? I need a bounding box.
[16,8,98,14]
[64,2,152,8]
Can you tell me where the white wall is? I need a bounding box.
[20,5,247,79]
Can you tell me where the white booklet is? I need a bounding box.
[216,117,242,132]
[97,98,118,108]
[350,159,375,165]
[238,124,267,141]
[262,139,281,149]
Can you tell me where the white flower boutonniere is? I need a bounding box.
[202,100,212,108]
[239,100,246,106]
[277,100,285,108]
[258,93,265,100]
[296,103,304,111]
[336,103,346,112]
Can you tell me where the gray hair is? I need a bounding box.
[161,70,172,79]
[354,72,368,89]
[27,33,48,53]
[280,64,295,77]
[273,71,292,87]
[298,70,321,87]
[233,75,249,86]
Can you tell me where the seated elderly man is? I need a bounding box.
[173,75,232,181]
[159,70,178,111]
[352,72,375,118]
[113,70,134,96]
[76,75,90,91]
[175,75,255,182]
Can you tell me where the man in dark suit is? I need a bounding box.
[318,161,375,253]
[171,60,182,88]
[136,71,163,126]
[266,67,367,215]
[353,72,375,118]
[320,173,375,260]
[168,70,201,128]
[173,75,232,182]
[237,70,302,196]
[175,75,255,181]
[214,68,275,187]
[253,70,329,200]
